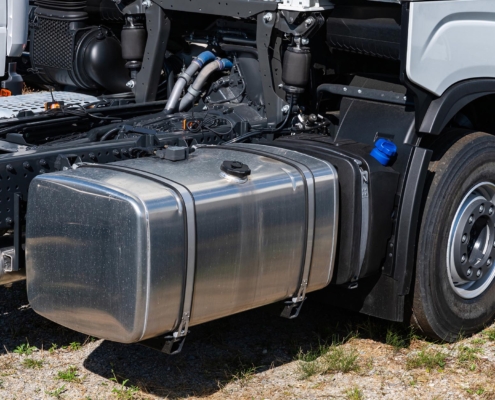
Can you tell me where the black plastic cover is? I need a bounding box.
[326,5,402,60]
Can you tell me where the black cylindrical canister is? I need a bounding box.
[121,18,147,62]
[282,46,312,90]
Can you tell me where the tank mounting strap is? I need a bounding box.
[79,164,197,355]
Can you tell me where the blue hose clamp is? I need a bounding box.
[370,138,397,166]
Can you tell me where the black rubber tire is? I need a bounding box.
[413,130,495,342]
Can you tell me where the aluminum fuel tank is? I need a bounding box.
[26,144,338,343]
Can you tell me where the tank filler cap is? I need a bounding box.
[221,161,251,179]
[370,139,397,166]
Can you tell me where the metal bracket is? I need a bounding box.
[134,5,171,103]
[281,297,306,319]
[119,124,161,147]
[54,154,82,171]
[256,13,287,126]
[13,194,24,273]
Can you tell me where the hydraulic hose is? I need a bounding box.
[179,58,234,112]
[164,51,216,112]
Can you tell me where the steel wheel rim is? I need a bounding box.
[447,182,495,299]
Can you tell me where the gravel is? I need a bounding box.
[2,282,495,399]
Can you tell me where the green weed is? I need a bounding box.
[13,341,37,356]
[57,366,80,383]
[22,358,44,369]
[345,387,364,400]
[406,348,448,371]
[110,370,139,400]
[46,385,66,399]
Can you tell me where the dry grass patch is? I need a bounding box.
[345,386,364,400]
[298,342,360,379]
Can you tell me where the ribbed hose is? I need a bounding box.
[179,59,233,112]
[164,51,216,112]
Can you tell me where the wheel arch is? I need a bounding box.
[419,79,495,136]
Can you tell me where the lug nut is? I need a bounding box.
[461,254,467,263]
[480,204,485,213]
[469,215,474,224]
[467,267,472,276]
[490,207,494,215]
[488,258,492,267]
[462,234,468,243]
[477,269,482,277]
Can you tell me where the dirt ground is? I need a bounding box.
[1,282,495,400]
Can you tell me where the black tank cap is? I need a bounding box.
[221,161,251,179]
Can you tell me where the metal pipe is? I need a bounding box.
[179,59,233,112]
[164,51,216,112]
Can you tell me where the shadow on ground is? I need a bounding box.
[0,282,416,398]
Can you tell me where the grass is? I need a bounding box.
[13,341,38,356]
[110,370,140,400]
[298,341,360,379]
[46,385,66,399]
[345,387,364,400]
[466,387,485,396]
[457,345,483,371]
[483,328,495,341]
[230,364,258,387]
[22,358,44,369]
[68,342,81,351]
[321,346,360,374]
[57,366,80,383]
[48,344,58,354]
[386,327,408,351]
[406,348,448,371]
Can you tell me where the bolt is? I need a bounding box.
[477,269,482,277]
[461,254,467,263]
[281,104,290,114]
[126,80,135,89]
[467,267,472,276]
[89,153,96,160]
[6,164,13,172]
[488,258,492,267]
[462,234,468,243]
[301,38,310,46]
[112,149,120,156]
[469,215,474,224]
[22,162,30,169]
[39,159,47,167]
[305,17,315,27]
[142,0,152,8]
[278,83,284,89]
[263,13,273,23]
[480,204,485,213]
[490,207,494,215]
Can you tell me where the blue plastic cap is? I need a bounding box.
[195,51,216,67]
[370,138,397,166]
[218,58,234,70]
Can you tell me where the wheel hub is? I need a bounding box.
[448,183,495,299]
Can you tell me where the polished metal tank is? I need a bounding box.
[26,144,338,343]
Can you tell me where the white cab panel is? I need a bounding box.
[7,0,29,57]
[407,0,495,96]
